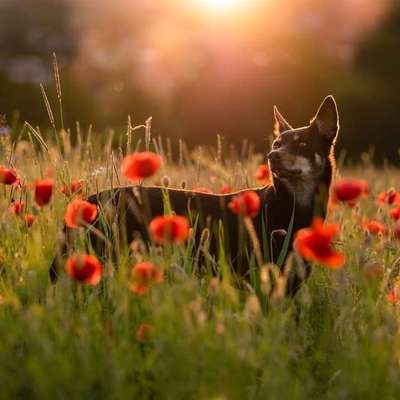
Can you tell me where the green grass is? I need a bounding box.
[1,127,400,400]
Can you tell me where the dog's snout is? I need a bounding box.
[267,150,281,162]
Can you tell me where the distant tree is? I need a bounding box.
[0,0,94,129]
[341,1,400,163]
[0,0,75,59]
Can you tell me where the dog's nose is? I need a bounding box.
[267,150,281,162]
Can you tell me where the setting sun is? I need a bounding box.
[201,0,242,10]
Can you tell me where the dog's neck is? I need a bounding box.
[275,177,318,207]
[271,164,332,218]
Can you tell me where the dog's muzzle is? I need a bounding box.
[267,150,303,177]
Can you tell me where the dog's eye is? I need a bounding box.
[299,142,307,148]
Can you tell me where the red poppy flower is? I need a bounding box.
[130,262,163,295]
[0,166,18,185]
[228,191,260,218]
[388,281,400,304]
[24,214,35,227]
[192,186,212,193]
[332,179,368,203]
[136,323,153,342]
[60,180,85,196]
[219,184,232,194]
[34,179,54,207]
[9,201,25,215]
[389,206,400,221]
[387,291,398,304]
[64,199,98,228]
[149,215,189,244]
[362,220,386,235]
[294,217,344,269]
[121,152,162,181]
[377,189,400,207]
[66,254,103,285]
[255,165,270,185]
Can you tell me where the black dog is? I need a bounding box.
[50,96,339,292]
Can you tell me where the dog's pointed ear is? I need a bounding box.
[273,105,292,136]
[311,95,339,141]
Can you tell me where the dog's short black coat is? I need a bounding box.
[50,95,339,293]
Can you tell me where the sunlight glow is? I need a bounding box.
[201,0,243,10]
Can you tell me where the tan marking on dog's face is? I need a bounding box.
[279,154,312,175]
[276,155,316,205]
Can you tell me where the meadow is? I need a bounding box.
[1,118,400,400]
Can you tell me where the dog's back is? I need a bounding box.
[51,185,273,281]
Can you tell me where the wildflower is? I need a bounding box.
[255,164,270,185]
[228,191,260,218]
[389,206,400,221]
[121,152,162,181]
[60,180,85,196]
[149,215,189,244]
[0,166,18,185]
[9,201,25,215]
[294,217,344,269]
[161,175,171,187]
[130,262,163,295]
[332,179,368,203]
[362,220,386,235]
[25,214,35,227]
[64,199,98,228]
[245,294,261,318]
[208,277,220,296]
[377,189,400,206]
[0,125,10,136]
[387,291,398,304]
[136,323,153,342]
[34,179,54,207]
[219,184,232,194]
[66,254,103,285]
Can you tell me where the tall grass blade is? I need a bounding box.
[145,117,152,151]
[24,121,49,154]
[276,198,295,267]
[52,52,64,130]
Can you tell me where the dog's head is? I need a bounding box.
[267,95,339,187]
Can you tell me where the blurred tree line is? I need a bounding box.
[0,0,399,163]
[343,1,400,163]
[0,0,96,127]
